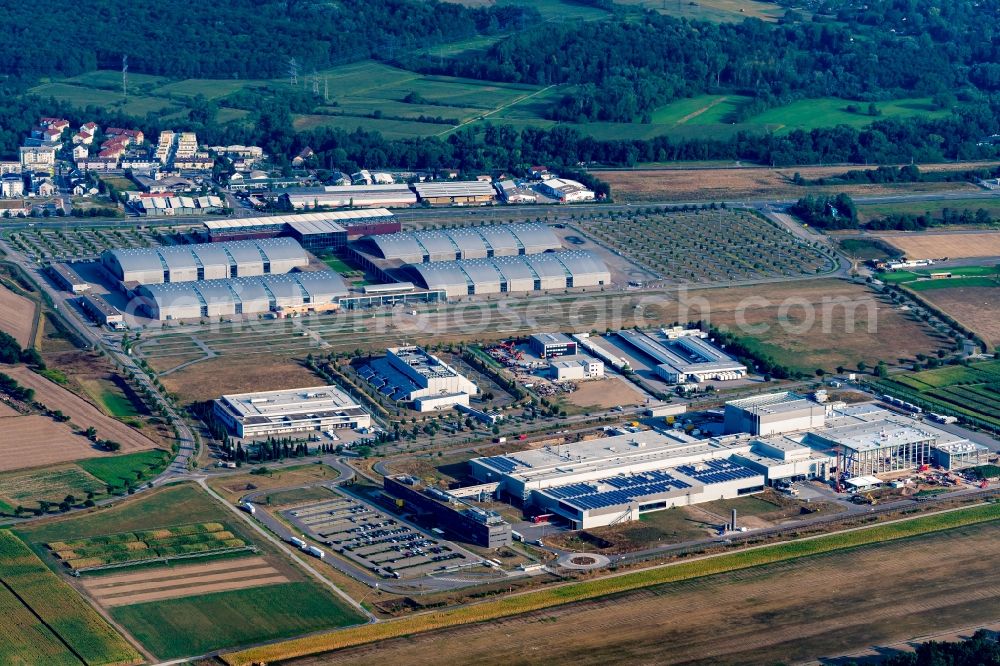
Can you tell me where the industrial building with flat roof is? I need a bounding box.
[530,332,577,358]
[549,355,604,380]
[356,346,478,412]
[412,181,496,205]
[469,431,764,529]
[284,184,417,209]
[618,328,747,384]
[203,210,399,247]
[79,293,124,328]
[383,476,512,548]
[136,271,348,320]
[48,263,89,293]
[358,223,560,264]
[103,238,308,285]
[213,385,371,438]
[724,391,826,436]
[405,250,610,298]
[465,392,986,528]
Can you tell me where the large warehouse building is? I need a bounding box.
[617,328,747,384]
[203,210,399,244]
[136,271,348,320]
[357,346,478,411]
[724,392,827,436]
[465,392,984,528]
[357,223,560,264]
[213,385,371,438]
[103,238,308,285]
[469,432,765,529]
[405,250,611,298]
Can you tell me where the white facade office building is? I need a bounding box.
[214,386,371,438]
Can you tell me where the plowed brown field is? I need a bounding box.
[1,365,156,451]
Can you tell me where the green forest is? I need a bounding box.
[1,0,1000,171]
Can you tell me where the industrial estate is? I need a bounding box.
[1,5,1000,664]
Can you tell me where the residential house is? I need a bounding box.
[105,128,145,145]
[72,131,93,145]
[19,146,57,173]
[291,146,314,168]
[0,161,21,176]
[40,118,70,132]
[72,145,89,160]
[1,174,25,198]
[81,122,98,135]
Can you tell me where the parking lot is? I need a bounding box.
[283,495,481,579]
[6,226,163,261]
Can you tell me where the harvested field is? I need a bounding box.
[0,400,17,416]
[0,415,104,471]
[2,364,157,451]
[593,163,986,203]
[82,556,288,607]
[917,286,1000,347]
[0,465,103,505]
[563,377,646,410]
[286,520,1000,666]
[209,463,342,503]
[875,231,1000,259]
[159,355,319,403]
[685,279,944,372]
[0,283,36,347]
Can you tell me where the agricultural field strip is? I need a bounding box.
[49,521,248,570]
[223,502,1000,666]
[0,582,81,666]
[0,531,142,665]
[0,416,106,473]
[2,366,157,451]
[80,556,270,586]
[85,565,283,597]
[96,575,290,607]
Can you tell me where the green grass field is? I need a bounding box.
[875,359,1000,426]
[76,449,171,488]
[857,197,1000,222]
[649,94,750,124]
[750,97,953,134]
[111,582,365,659]
[880,265,999,290]
[17,484,234,544]
[0,530,142,666]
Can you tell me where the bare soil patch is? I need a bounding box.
[300,521,1000,666]
[2,365,157,452]
[0,283,36,347]
[0,415,106,472]
[593,163,986,203]
[0,400,19,417]
[917,286,1000,347]
[82,555,287,607]
[563,376,645,410]
[160,356,319,404]
[875,231,1000,259]
[209,464,342,503]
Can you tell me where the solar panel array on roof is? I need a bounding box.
[544,470,694,512]
[675,458,760,484]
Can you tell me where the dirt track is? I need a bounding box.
[0,284,35,347]
[293,521,1000,666]
[1,365,157,451]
